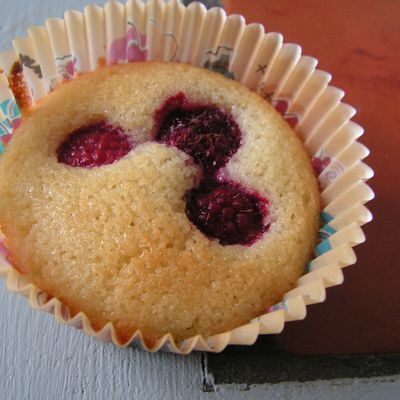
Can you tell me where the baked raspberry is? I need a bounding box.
[57,122,132,168]
[155,93,241,175]
[185,180,269,246]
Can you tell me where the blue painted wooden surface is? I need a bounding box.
[0,1,399,399]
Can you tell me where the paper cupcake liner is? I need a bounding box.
[0,0,373,354]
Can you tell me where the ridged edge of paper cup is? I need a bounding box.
[0,0,374,354]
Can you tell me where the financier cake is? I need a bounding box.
[0,62,320,343]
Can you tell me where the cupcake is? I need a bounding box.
[0,1,372,353]
[0,62,319,343]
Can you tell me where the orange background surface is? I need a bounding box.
[225,0,400,354]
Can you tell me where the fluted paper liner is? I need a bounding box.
[0,0,374,354]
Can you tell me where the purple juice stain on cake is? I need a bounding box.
[185,180,270,246]
[57,122,133,168]
[57,94,270,246]
[155,92,241,175]
[155,92,270,246]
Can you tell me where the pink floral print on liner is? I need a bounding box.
[272,99,299,129]
[109,22,148,64]
[312,155,331,176]
[55,55,76,83]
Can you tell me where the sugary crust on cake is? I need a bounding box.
[0,62,319,342]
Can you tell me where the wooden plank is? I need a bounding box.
[205,337,400,387]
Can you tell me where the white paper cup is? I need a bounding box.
[0,0,374,354]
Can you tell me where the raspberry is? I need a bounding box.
[185,180,269,246]
[56,95,269,246]
[155,93,241,175]
[57,122,133,168]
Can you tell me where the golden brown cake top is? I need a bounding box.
[0,62,319,342]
